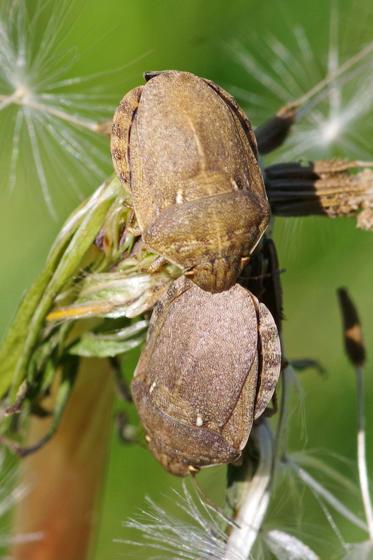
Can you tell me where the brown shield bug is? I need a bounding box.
[131,276,281,476]
[111,71,270,292]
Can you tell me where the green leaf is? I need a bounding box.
[69,334,145,358]
[0,177,120,402]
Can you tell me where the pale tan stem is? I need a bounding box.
[11,358,115,560]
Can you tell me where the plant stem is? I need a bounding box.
[224,421,274,559]
[266,160,373,229]
[11,358,115,560]
[356,365,373,540]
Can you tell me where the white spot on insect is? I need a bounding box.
[149,381,156,394]
[230,178,239,191]
[176,190,184,204]
[196,413,203,427]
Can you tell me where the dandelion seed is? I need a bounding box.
[343,541,373,560]
[287,458,367,531]
[231,8,373,161]
[0,0,126,217]
[117,482,244,560]
[265,529,319,560]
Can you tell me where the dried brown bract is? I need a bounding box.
[266,160,373,229]
[338,288,366,368]
[131,277,281,476]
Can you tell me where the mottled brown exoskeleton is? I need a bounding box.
[111,70,270,292]
[131,277,281,476]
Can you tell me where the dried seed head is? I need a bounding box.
[337,288,366,368]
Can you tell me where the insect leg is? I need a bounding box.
[110,357,143,444]
[148,255,169,273]
[1,356,78,457]
[116,411,142,444]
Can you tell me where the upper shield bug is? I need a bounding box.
[111,70,270,292]
[131,276,281,476]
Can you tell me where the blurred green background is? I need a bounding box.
[0,0,372,558]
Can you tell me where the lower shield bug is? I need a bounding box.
[131,276,281,476]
